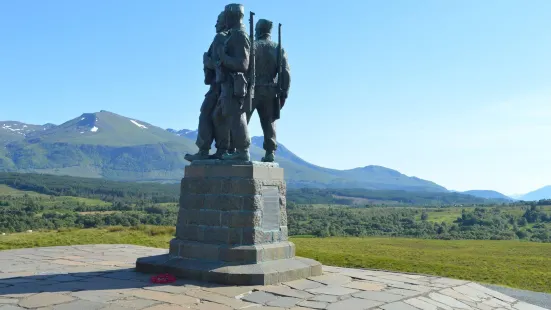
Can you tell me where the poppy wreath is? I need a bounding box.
[150,273,177,284]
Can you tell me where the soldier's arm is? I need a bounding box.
[220,32,250,73]
[281,48,291,99]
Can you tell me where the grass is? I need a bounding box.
[1,227,550,293]
[415,205,551,224]
[0,226,174,251]
[0,184,47,196]
[293,237,551,293]
[0,184,111,207]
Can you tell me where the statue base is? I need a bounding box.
[135,160,322,285]
[136,254,322,286]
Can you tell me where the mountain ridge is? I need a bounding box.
[168,129,447,192]
[462,190,513,201]
[519,186,551,201]
[0,110,503,195]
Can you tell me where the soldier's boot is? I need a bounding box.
[209,149,228,160]
[261,151,275,163]
[221,148,250,161]
[184,149,210,162]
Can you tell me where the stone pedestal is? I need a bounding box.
[136,160,322,285]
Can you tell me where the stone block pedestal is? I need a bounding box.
[136,160,322,285]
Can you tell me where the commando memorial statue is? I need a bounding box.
[136,3,322,285]
[184,6,290,163]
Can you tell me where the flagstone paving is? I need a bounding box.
[0,245,547,310]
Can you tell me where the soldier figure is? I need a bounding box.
[213,3,252,161]
[247,19,290,162]
[185,11,230,161]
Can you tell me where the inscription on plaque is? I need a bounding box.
[261,186,280,231]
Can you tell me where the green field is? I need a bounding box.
[0,184,110,207]
[294,237,551,293]
[1,227,550,293]
[415,205,551,224]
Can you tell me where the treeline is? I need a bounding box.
[1,193,550,242]
[0,172,179,203]
[288,205,551,242]
[0,172,516,207]
[0,195,178,232]
[286,188,508,206]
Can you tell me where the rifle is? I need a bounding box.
[274,23,283,120]
[247,11,256,113]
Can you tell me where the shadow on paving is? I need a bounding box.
[0,267,232,295]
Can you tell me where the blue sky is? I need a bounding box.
[1,0,550,195]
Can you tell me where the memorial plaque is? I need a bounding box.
[261,186,280,231]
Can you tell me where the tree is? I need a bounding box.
[421,211,429,221]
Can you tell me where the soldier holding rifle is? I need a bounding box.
[247,19,291,162]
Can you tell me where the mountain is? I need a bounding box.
[462,190,513,201]
[166,128,197,140]
[0,121,54,143]
[0,111,446,191]
[1,111,197,181]
[519,186,551,201]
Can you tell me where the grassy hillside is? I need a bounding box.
[1,227,550,293]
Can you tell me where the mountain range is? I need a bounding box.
[1,111,548,200]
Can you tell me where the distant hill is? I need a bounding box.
[462,190,513,201]
[520,186,551,201]
[1,110,446,191]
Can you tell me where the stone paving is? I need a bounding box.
[0,245,547,310]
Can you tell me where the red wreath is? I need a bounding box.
[150,273,177,284]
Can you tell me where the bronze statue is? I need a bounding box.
[185,11,230,161]
[185,4,292,163]
[214,3,252,161]
[246,19,290,162]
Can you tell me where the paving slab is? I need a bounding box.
[0,305,27,310]
[284,279,324,290]
[326,297,383,310]
[345,281,386,291]
[353,291,404,303]
[0,245,545,310]
[266,296,301,308]
[297,300,327,309]
[184,289,257,309]
[258,285,314,299]
[242,291,278,304]
[51,300,107,310]
[306,285,360,296]
[309,294,339,303]
[380,301,420,310]
[105,297,160,309]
